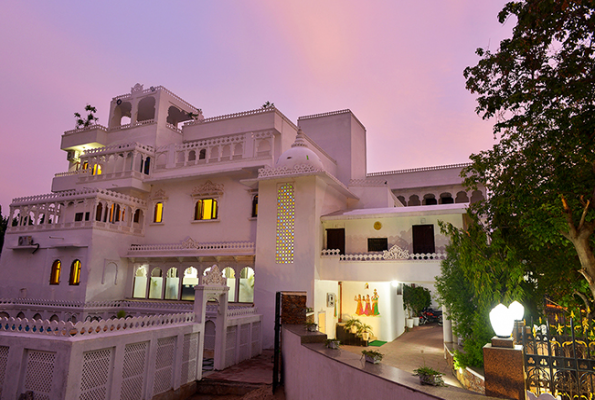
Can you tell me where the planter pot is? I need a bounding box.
[307,324,318,332]
[350,326,358,334]
[419,374,444,386]
[327,340,340,349]
[364,355,382,364]
[406,318,414,329]
[361,332,370,341]
[413,317,420,327]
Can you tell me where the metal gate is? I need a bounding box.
[523,316,595,399]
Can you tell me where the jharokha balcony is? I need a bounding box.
[7,189,147,236]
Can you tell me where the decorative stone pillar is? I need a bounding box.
[195,265,229,371]
[483,337,526,400]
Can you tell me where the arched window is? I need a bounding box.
[195,199,218,220]
[239,267,255,303]
[92,164,102,175]
[70,259,81,285]
[134,209,141,223]
[17,312,25,319]
[199,149,206,160]
[222,267,236,302]
[149,268,163,299]
[165,268,179,300]
[154,202,163,223]
[251,195,258,218]
[133,266,148,298]
[50,260,61,285]
[33,313,42,320]
[144,157,151,175]
[96,203,103,221]
[182,267,199,301]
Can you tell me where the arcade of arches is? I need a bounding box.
[132,264,255,303]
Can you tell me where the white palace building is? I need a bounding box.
[0,84,483,399]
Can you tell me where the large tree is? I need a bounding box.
[463,0,595,315]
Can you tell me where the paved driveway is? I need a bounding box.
[340,323,462,388]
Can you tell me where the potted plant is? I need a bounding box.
[326,338,341,349]
[357,323,373,342]
[413,366,445,386]
[344,316,361,334]
[305,321,318,332]
[403,284,431,324]
[361,350,383,364]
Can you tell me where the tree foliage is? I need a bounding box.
[74,104,98,129]
[435,221,528,368]
[403,284,431,317]
[463,0,595,315]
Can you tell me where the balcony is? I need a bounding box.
[319,248,445,283]
[126,240,256,261]
[61,125,108,150]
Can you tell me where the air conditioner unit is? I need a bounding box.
[18,236,33,246]
[67,150,77,161]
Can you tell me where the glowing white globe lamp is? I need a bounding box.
[489,303,514,338]
[509,301,524,321]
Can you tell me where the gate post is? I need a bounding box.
[483,337,526,400]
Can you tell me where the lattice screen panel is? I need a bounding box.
[181,333,199,384]
[153,336,176,395]
[80,347,114,400]
[251,322,261,357]
[225,326,237,367]
[0,346,8,399]
[120,341,148,400]
[22,350,56,400]
[275,183,295,263]
[240,324,250,361]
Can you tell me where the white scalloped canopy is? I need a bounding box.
[275,129,324,170]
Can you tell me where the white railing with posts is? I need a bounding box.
[321,249,447,261]
[367,163,472,177]
[81,141,154,157]
[129,241,255,253]
[0,312,194,337]
[63,124,109,136]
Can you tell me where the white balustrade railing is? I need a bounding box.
[321,250,447,261]
[165,122,182,134]
[108,119,157,132]
[0,312,195,337]
[297,109,351,120]
[367,163,472,177]
[0,298,194,312]
[11,188,146,207]
[205,304,257,318]
[186,106,275,125]
[81,141,154,156]
[129,241,255,253]
[63,124,109,136]
[54,169,91,178]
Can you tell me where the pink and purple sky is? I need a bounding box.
[0,1,513,212]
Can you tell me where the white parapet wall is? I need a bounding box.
[0,313,201,400]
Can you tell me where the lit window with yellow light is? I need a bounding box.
[92,164,102,175]
[70,259,81,285]
[252,195,258,218]
[154,202,163,223]
[50,260,61,285]
[194,198,218,220]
